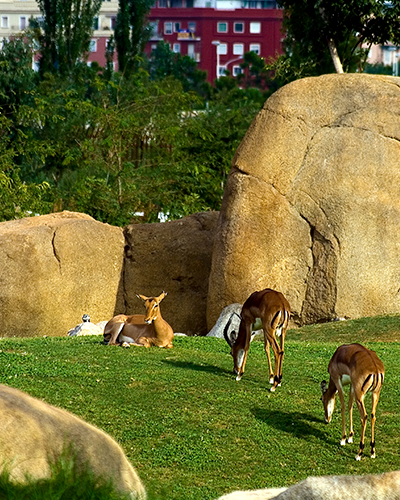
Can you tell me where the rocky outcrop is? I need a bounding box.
[216,471,400,500]
[0,384,145,499]
[207,74,400,328]
[0,211,125,338]
[124,211,219,336]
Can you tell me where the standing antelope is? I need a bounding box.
[230,288,290,392]
[103,292,174,348]
[321,343,385,460]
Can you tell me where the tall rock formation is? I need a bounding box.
[207,74,400,327]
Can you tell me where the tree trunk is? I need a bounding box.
[327,38,344,73]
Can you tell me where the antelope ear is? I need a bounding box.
[137,294,148,301]
[158,291,167,301]
[321,380,327,394]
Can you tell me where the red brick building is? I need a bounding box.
[146,1,284,82]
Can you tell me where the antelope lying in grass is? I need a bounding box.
[0,384,145,499]
[103,292,174,348]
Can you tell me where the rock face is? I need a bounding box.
[207,73,400,327]
[0,212,125,338]
[0,384,145,499]
[124,211,219,335]
[216,471,400,500]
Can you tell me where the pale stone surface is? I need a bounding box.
[207,74,400,327]
[0,211,124,338]
[0,384,145,499]
[215,471,400,500]
[124,211,219,335]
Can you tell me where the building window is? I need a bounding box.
[171,0,183,5]
[173,43,180,53]
[250,21,261,33]
[188,21,196,33]
[1,16,8,28]
[233,66,242,76]
[217,22,228,33]
[218,66,226,76]
[249,43,261,54]
[89,39,97,52]
[234,22,244,33]
[93,17,99,30]
[217,43,227,55]
[164,22,172,34]
[111,16,117,29]
[20,16,26,30]
[159,0,167,5]
[233,43,244,55]
[188,43,195,57]
[174,22,181,32]
[149,21,158,37]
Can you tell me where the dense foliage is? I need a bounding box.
[271,0,400,83]
[0,28,269,225]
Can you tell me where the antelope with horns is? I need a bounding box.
[230,288,290,392]
[321,343,385,460]
[103,292,174,348]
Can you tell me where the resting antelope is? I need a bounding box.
[230,288,290,392]
[321,343,385,460]
[103,292,174,348]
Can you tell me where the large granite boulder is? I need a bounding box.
[0,212,124,338]
[0,384,145,499]
[207,73,400,327]
[124,212,219,335]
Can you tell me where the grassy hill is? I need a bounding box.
[0,315,400,499]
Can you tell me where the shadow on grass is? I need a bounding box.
[252,408,335,444]
[162,359,233,377]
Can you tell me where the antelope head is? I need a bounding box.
[137,292,167,324]
[321,380,336,423]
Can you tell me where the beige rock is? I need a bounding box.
[124,212,219,335]
[216,471,400,500]
[0,211,124,338]
[207,74,400,327]
[0,384,145,499]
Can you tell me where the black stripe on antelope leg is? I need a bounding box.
[371,440,376,458]
[356,441,365,461]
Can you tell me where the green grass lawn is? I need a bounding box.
[1,315,400,499]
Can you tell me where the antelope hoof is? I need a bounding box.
[121,342,131,348]
[340,438,346,446]
[348,436,353,444]
[355,454,362,461]
[371,453,376,459]
[236,374,242,382]
[270,385,276,393]
[269,376,274,384]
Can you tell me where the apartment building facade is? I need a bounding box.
[147,0,284,82]
[0,0,283,81]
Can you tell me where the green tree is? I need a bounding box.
[114,0,153,75]
[274,0,400,81]
[34,0,102,75]
[147,41,211,97]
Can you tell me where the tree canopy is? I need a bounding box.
[273,0,400,80]
[34,0,102,75]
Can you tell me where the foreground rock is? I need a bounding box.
[208,74,400,327]
[124,212,219,335]
[216,471,400,499]
[0,212,124,338]
[0,384,145,499]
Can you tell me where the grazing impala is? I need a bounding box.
[321,343,385,460]
[103,292,174,348]
[231,288,290,392]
